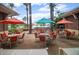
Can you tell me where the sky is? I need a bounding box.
[6,3,79,23]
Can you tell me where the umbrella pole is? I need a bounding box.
[3,24,5,31]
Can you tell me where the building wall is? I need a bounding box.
[65,15,78,30]
[0,12,8,31]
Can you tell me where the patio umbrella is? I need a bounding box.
[0,18,25,24]
[0,18,26,31]
[36,18,55,24]
[57,18,74,30]
[57,18,73,24]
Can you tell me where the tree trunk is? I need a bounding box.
[78,19,79,36]
[26,6,29,29]
[29,3,32,34]
[49,3,55,31]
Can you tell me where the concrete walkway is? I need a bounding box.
[3,31,79,55]
[47,36,79,55]
[15,32,46,49]
[0,49,48,55]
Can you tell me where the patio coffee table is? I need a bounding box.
[0,49,48,55]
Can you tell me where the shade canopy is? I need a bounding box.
[36,18,54,24]
[57,18,73,24]
[0,18,25,24]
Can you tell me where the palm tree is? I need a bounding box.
[28,3,32,34]
[23,16,27,21]
[9,3,14,9]
[24,3,32,34]
[49,3,56,31]
[23,3,29,29]
[22,16,27,28]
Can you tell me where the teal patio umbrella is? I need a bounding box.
[36,18,55,29]
[36,18,55,24]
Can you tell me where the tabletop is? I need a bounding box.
[60,48,79,55]
[39,33,50,36]
[0,32,3,34]
[0,49,48,55]
[8,34,20,37]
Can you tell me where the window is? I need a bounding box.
[0,12,7,20]
[75,13,79,19]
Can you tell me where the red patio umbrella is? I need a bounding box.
[57,18,74,30]
[0,18,25,24]
[57,18,73,24]
[0,18,26,31]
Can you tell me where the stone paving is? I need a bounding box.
[0,49,48,55]
[15,32,46,49]
[47,36,79,55]
[1,31,79,55]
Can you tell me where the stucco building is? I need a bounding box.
[61,7,79,35]
[0,4,18,31]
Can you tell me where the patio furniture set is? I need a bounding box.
[34,29,58,47]
[58,29,77,40]
[0,31,25,49]
[0,17,26,49]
